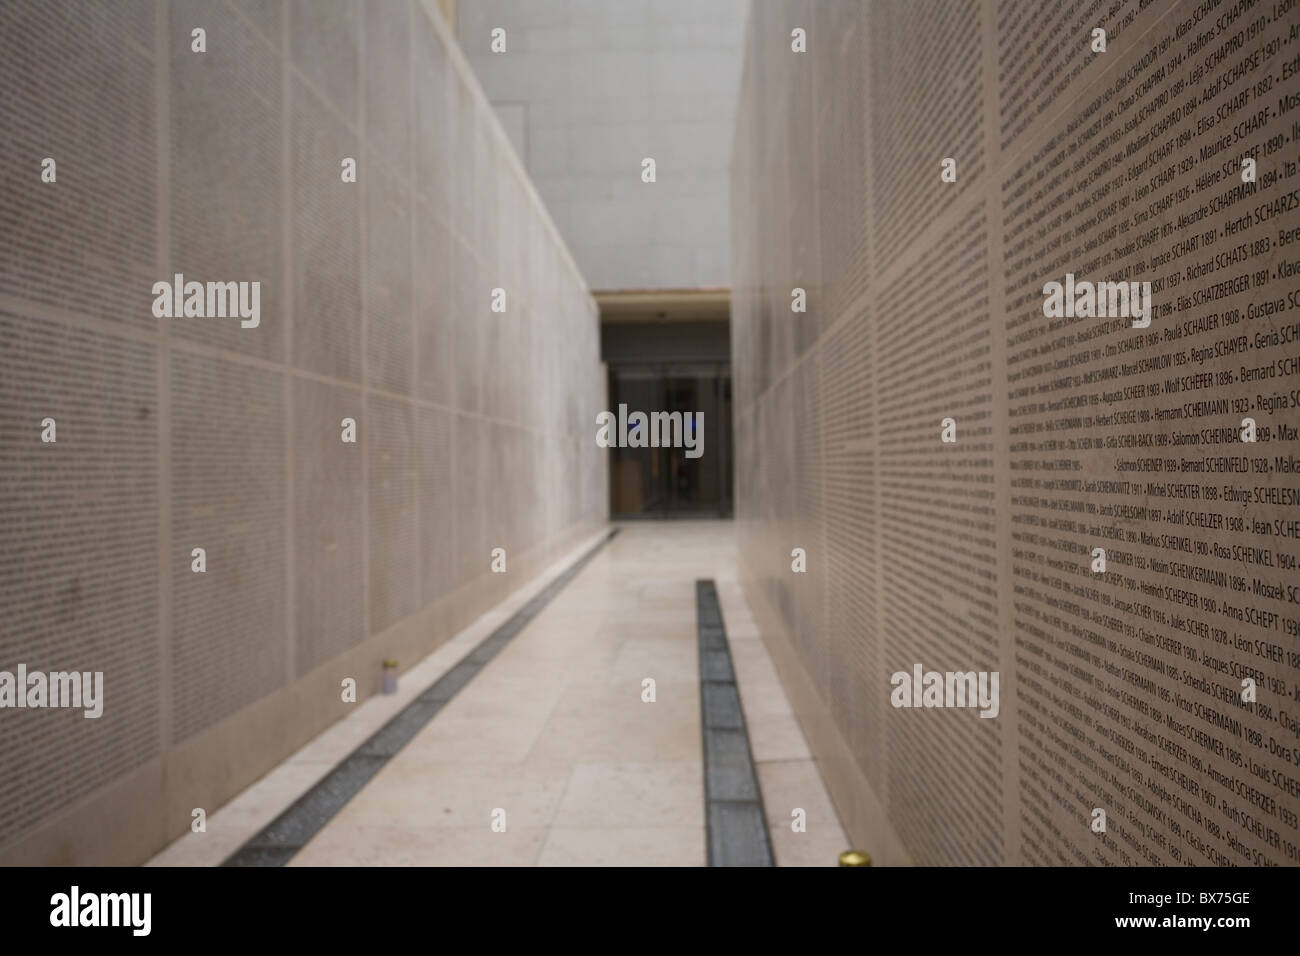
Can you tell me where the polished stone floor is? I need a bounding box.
[151,521,847,866]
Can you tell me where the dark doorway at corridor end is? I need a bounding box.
[597,290,733,519]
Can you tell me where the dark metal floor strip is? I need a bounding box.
[221,529,619,866]
[696,579,775,867]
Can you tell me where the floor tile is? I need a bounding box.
[539,827,705,866]
[151,521,850,867]
[552,761,704,828]
[290,824,549,867]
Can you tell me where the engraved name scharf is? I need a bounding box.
[151,273,261,328]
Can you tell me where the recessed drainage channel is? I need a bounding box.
[697,579,774,867]
[222,529,619,866]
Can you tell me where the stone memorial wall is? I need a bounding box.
[732,0,1300,866]
[0,0,605,864]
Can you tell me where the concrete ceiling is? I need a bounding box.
[594,288,730,323]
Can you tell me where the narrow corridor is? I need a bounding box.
[150,522,847,867]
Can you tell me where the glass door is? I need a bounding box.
[607,363,732,518]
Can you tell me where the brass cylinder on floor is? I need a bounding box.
[838,850,871,867]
